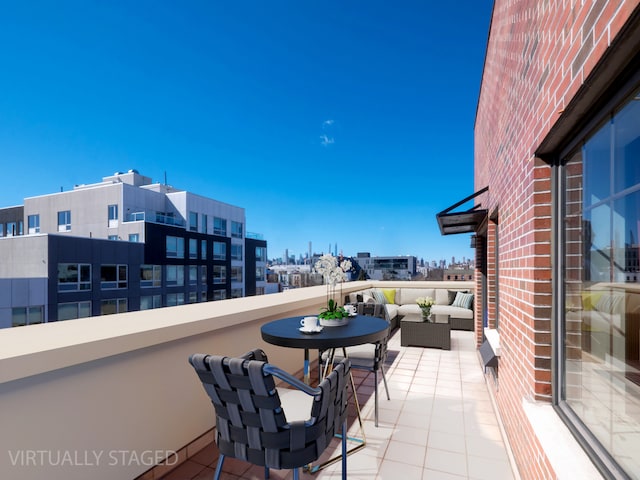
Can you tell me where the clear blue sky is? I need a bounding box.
[0,1,492,263]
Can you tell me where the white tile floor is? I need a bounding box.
[158,329,518,480]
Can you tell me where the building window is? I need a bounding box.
[231,288,243,298]
[58,210,71,232]
[166,236,184,258]
[140,265,162,288]
[201,240,207,260]
[108,235,119,241]
[256,266,265,282]
[101,298,127,315]
[213,290,227,301]
[188,291,198,303]
[12,306,44,327]
[140,295,162,310]
[101,265,127,289]
[166,265,184,287]
[231,221,243,238]
[189,238,198,259]
[7,222,17,237]
[58,301,91,320]
[108,204,118,228]
[58,264,91,291]
[231,266,243,282]
[213,265,226,284]
[559,85,640,477]
[189,211,198,232]
[200,291,207,302]
[129,233,139,242]
[0,224,3,237]
[28,215,40,234]
[189,265,198,285]
[200,265,207,285]
[231,244,243,260]
[256,286,265,295]
[213,241,226,260]
[214,217,226,235]
[201,214,208,234]
[255,246,267,262]
[165,293,185,306]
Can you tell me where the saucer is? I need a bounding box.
[299,326,323,334]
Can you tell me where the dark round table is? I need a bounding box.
[261,315,389,383]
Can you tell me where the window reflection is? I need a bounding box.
[563,88,640,477]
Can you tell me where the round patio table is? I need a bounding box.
[261,314,389,351]
[260,314,389,472]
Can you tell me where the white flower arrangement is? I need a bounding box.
[314,254,352,319]
[416,296,435,320]
[416,296,435,309]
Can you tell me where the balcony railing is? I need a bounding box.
[124,211,186,227]
[0,280,473,480]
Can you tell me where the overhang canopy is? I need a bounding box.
[436,186,488,235]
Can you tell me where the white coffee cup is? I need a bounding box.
[344,304,356,315]
[300,316,318,330]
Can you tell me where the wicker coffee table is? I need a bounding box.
[400,313,451,350]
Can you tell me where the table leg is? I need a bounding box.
[303,348,310,385]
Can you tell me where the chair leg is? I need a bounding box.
[214,453,225,480]
[341,419,347,480]
[293,467,299,480]
[380,365,390,400]
[265,465,269,479]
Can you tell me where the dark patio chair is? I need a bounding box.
[321,303,390,427]
[189,349,350,480]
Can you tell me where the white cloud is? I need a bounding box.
[320,134,335,146]
[322,119,334,128]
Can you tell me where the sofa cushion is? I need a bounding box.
[397,304,421,316]
[448,289,469,304]
[398,288,435,306]
[371,289,388,304]
[452,291,474,309]
[385,303,399,320]
[435,289,449,305]
[382,288,396,304]
[432,305,474,319]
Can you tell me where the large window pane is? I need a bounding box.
[562,88,640,477]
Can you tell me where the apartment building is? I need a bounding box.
[0,170,267,328]
[355,252,417,280]
[448,2,640,479]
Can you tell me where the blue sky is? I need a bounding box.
[0,1,493,263]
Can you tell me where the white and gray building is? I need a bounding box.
[0,170,267,328]
[355,252,417,280]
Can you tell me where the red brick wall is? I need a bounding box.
[475,1,639,478]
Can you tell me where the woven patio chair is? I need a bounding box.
[321,304,390,427]
[189,349,350,480]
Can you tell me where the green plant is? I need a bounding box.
[319,298,348,320]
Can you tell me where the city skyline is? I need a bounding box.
[0,2,493,261]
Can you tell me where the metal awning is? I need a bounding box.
[436,186,488,235]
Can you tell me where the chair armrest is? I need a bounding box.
[264,365,321,396]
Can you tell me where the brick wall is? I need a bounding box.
[475,1,639,478]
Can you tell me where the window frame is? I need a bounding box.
[58,210,71,232]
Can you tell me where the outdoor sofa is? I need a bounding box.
[345,286,475,331]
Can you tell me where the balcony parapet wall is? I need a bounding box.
[0,280,472,480]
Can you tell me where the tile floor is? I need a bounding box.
[158,329,518,480]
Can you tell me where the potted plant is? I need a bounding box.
[314,254,352,326]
